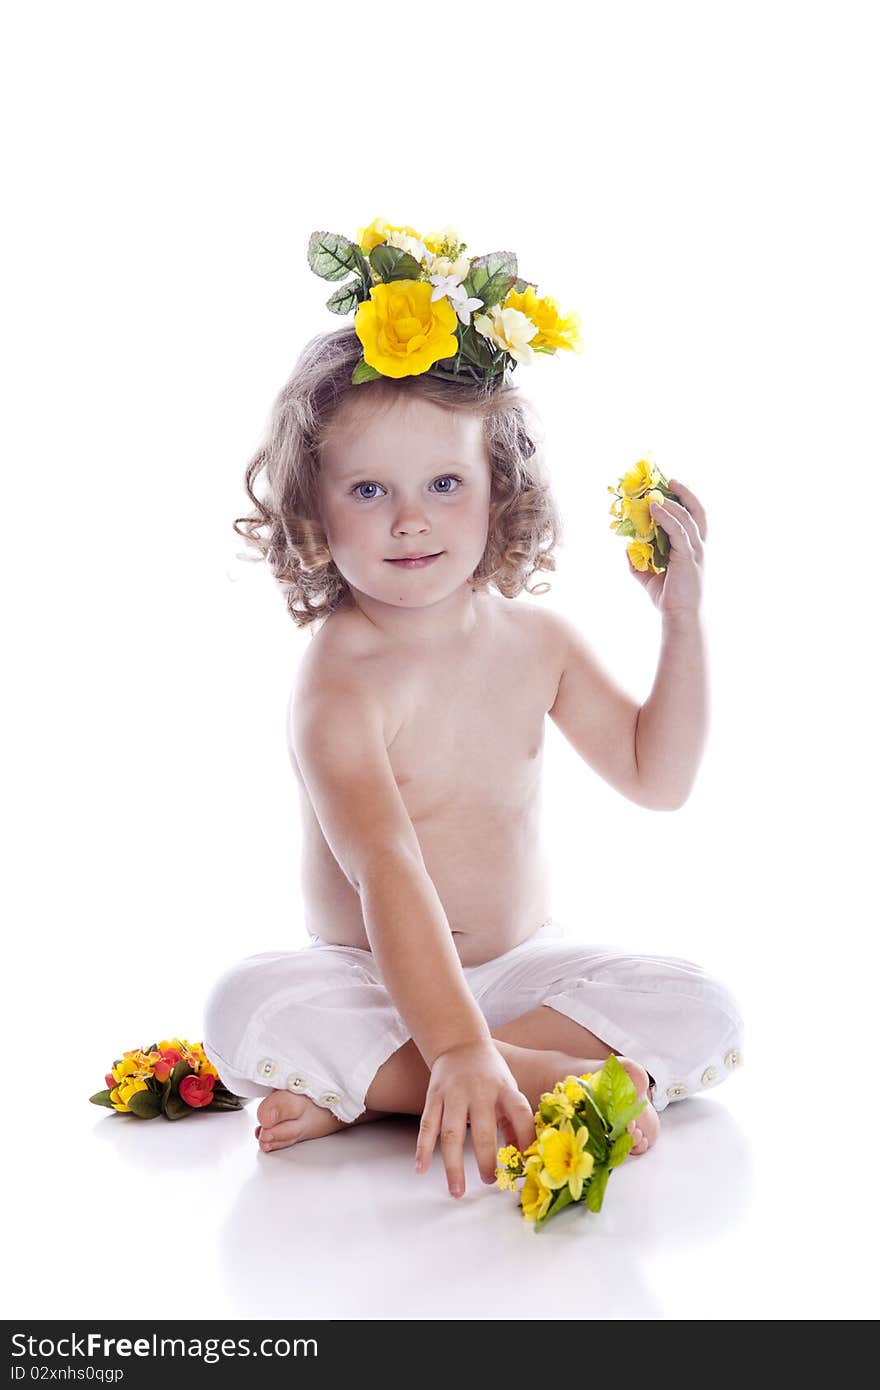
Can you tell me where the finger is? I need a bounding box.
[649,499,698,558]
[506,1090,539,1153]
[666,478,708,542]
[439,1103,469,1198]
[415,1093,442,1174]
[497,1111,517,1149]
[471,1109,504,1185]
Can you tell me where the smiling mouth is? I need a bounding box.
[384,552,443,561]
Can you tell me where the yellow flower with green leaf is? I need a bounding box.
[503,284,583,353]
[558,1074,589,1107]
[354,281,459,379]
[541,1087,575,1120]
[110,1075,151,1113]
[521,1156,554,1223]
[536,1123,595,1202]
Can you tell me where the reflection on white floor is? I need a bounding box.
[6,1057,874,1320]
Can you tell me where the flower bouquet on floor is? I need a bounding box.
[89,1038,245,1120]
[608,456,681,574]
[495,1054,646,1229]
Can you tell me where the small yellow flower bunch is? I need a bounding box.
[608,456,681,574]
[495,1054,646,1230]
[89,1037,245,1121]
[307,217,583,386]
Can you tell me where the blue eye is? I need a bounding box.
[350,474,463,501]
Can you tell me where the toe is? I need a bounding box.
[259,1118,302,1150]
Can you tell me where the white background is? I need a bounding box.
[3,1,876,1321]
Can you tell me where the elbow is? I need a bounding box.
[351,842,426,894]
[636,783,689,812]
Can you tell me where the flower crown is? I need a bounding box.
[307,217,584,387]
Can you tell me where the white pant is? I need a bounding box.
[201,918,744,1123]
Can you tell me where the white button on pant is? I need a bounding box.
[320,1091,340,1107]
[724,1049,742,1069]
[257,1058,277,1080]
[666,1083,688,1101]
[287,1074,308,1091]
[701,1066,719,1086]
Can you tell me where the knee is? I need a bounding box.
[201,953,281,1071]
[657,962,744,1108]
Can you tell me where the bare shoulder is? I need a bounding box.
[287,605,396,766]
[504,596,569,707]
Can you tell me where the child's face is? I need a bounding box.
[316,394,493,610]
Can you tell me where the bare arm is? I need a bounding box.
[635,611,709,810]
[544,606,706,811]
[357,850,491,1066]
[289,653,491,1067]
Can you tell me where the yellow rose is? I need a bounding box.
[521,1156,554,1222]
[503,284,583,353]
[354,281,459,378]
[536,1124,595,1202]
[356,218,424,252]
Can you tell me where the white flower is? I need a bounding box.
[426,250,471,281]
[386,231,430,265]
[472,304,538,364]
[428,272,484,326]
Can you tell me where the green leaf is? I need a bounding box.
[654,524,670,557]
[591,1054,637,1127]
[608,1132,634,1169]
[368,245,423,284]
[463,251,518,309]
[577,1088,610,1165]
[513,277,538,293]
[616,518,637,538]
[586,1164,610,1213]
[89,1089,115,1108]
[206,1093,244,1112]
[325,280,363,315]
[126,1089,162,1119]
[163,1092,192,1120]
[170,1059,194,1088]
[548,1186,575,1217]
[351,360,381,385]
[307,231,359,281]
[609,1098,647,1144]
[454,323,495,369]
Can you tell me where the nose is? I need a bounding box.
[391,500,432,537]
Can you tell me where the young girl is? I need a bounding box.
[202,244,743,1202]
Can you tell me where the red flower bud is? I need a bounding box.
[179,1073,216,1109]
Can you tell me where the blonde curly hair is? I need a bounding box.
[233,323,563,630]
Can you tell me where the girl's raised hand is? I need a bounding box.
[628,477,707,619]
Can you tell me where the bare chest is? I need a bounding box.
[394,653,549,830]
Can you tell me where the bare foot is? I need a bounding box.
[255,1090,348,1152]
[524,1049,660,1158]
